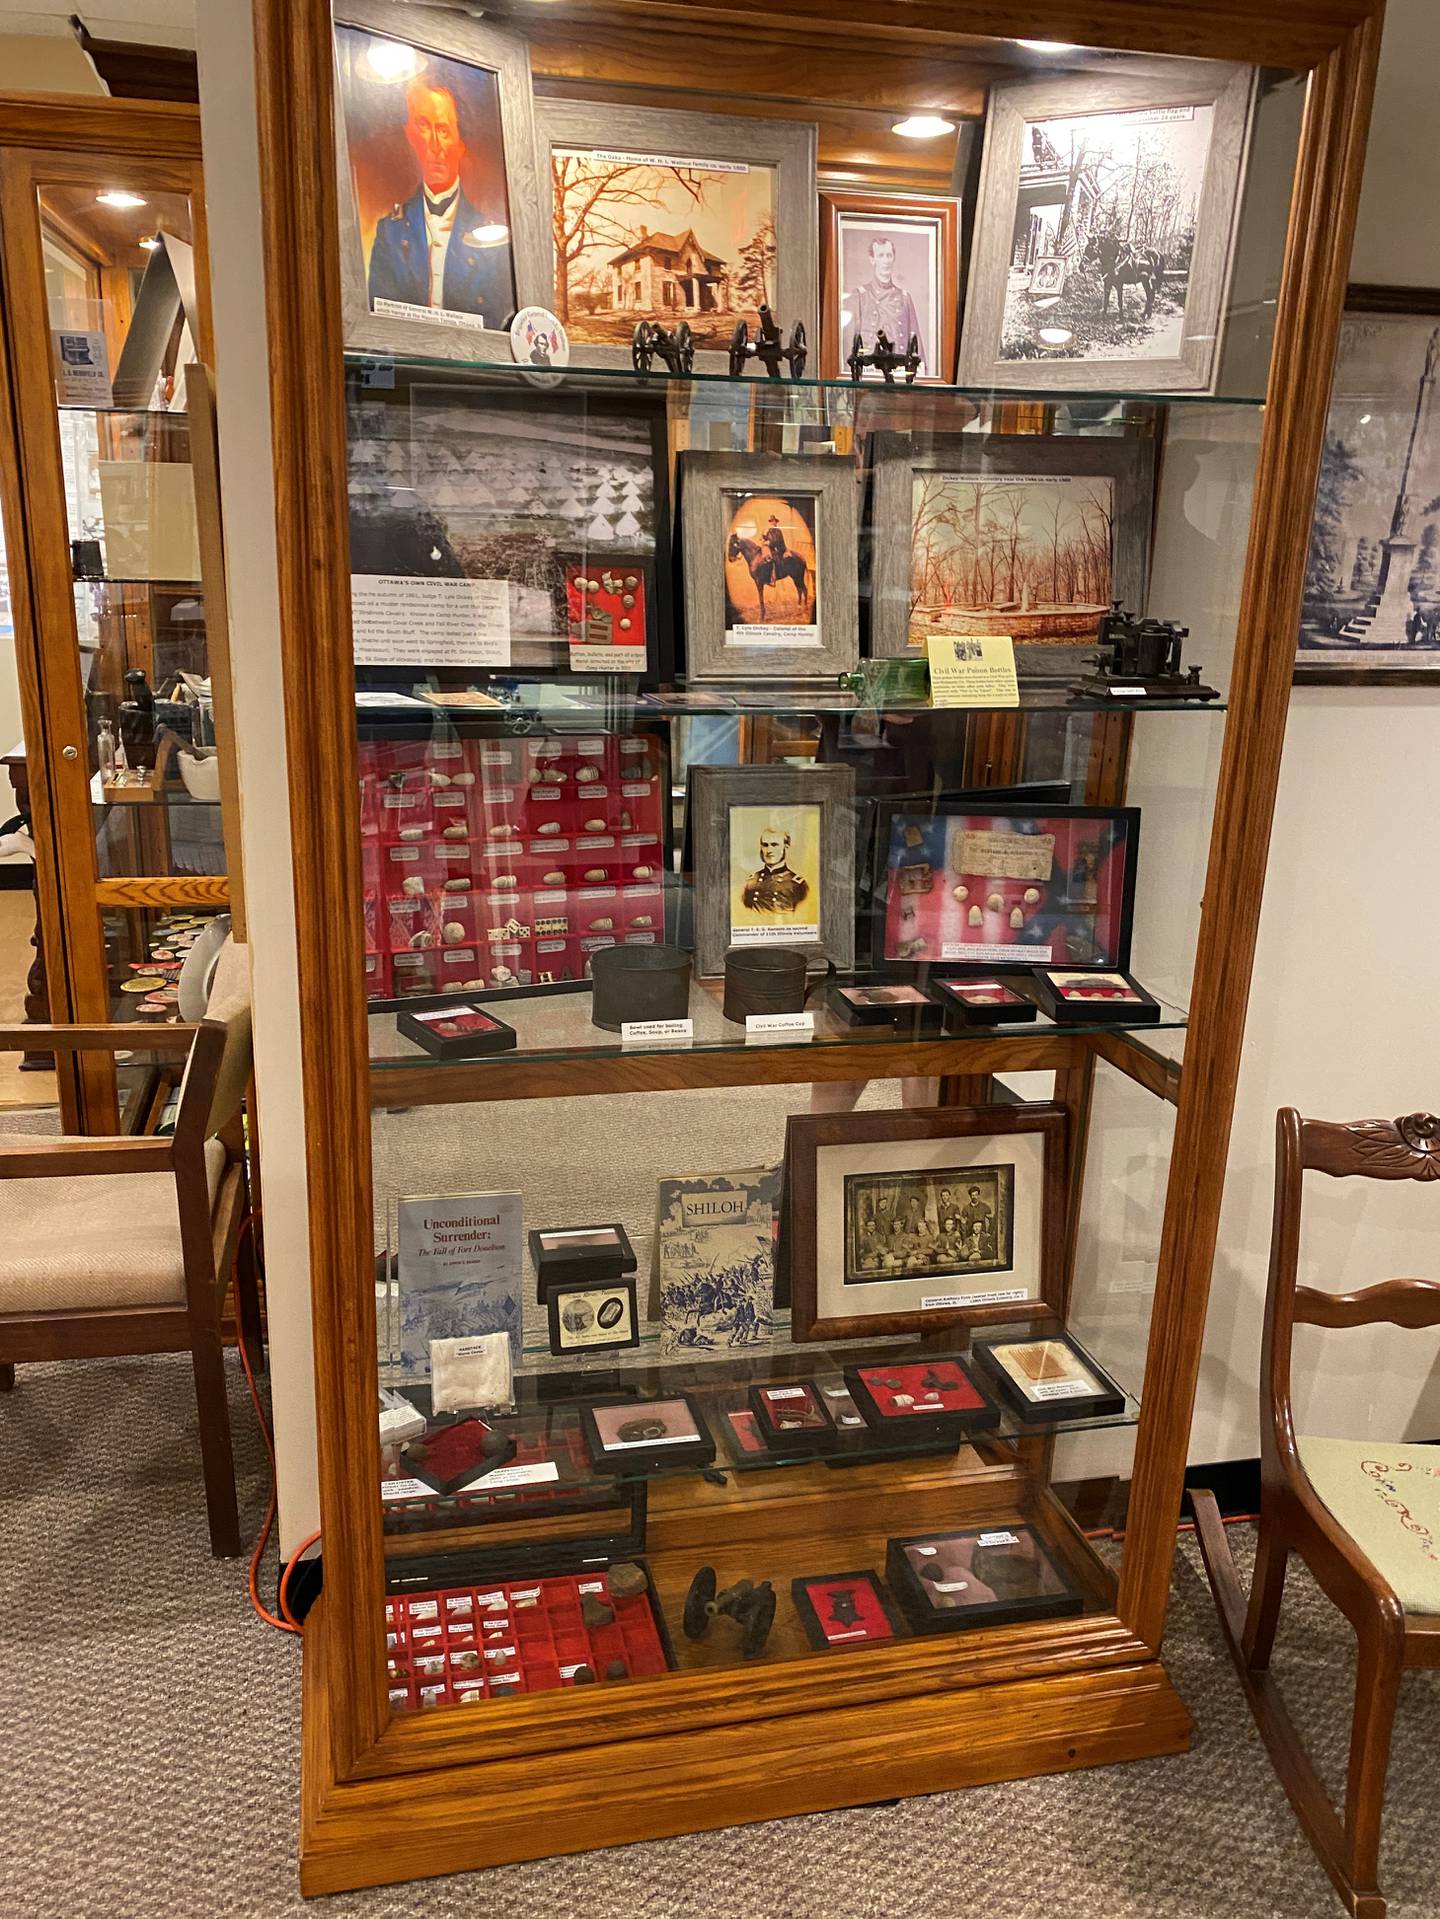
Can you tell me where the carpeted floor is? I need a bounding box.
[2,1352,1439,1917]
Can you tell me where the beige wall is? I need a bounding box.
[0,35,106,93]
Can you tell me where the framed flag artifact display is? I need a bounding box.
[868,803,1140,980]
[1031,967,1161,1024]
[785,1103,1068,1342]
[933,978,1039,1030]
[791,1571,906,1651]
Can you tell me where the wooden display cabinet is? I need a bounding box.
[235,0,1384,1895]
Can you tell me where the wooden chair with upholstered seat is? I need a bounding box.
[0,937,259,1556]
[1194,1106,1440,1919]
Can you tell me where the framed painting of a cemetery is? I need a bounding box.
[534,99,818,374]
[867,432,1157,682]
[1295,286,1440,685]
[957,64,1256,394]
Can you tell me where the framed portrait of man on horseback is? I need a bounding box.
[958,64,1256,393]
[677,451,860,680]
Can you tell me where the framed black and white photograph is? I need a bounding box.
[1296,286,1440,684]
[678,452,859,681]
[535,98,818,373]
[687,763,856,978]
[332,3,550,363]
[958,64,1255,393]
[785,1103,1068,1343]
[819,189,960,383]
[347,378,672,678]
[867,432,1156,681]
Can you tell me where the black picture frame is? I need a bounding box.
[932,977,1039,1030]
[546,1276,641,1357]
[346,368,675,686]
[885,1525,1083,1634]
[529,1221,638,1301]
[866,801,1141,983]
[791,1569,907,1651]
[581,1392,716,1477]
[1029,966,1161,1025]
[972,1330,1127,1424]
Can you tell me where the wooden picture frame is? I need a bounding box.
[819,188,960,383]
[534,98,818,374]
[678,451,859,682]
[687,762,856,978]
[786,1102,1069,1343]
[867,430,1157,681]
[957,63,1256,395]
[1294,283,1440,685]
[332,2,549,364]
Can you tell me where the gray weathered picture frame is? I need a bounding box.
[679,452,859,681]
[534,98,818,374]
[333,2,550,365]
[688,764,856,978]
[957,63,1256,395]
[867,431,1157,681]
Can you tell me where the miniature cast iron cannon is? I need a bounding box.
[682,1566,777,1659]
[846,328,922,385]
[632,318,695,375]
[729,304,807,380]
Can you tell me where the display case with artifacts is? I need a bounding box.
[228,0,1384,1891]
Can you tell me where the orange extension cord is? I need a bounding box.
[232,1212,320,1635]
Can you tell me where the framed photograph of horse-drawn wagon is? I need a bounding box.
[676,451,859,681]
[957,64,1256,394]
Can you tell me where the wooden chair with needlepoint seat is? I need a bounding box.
[0,935,259,1557]
[1193,1106,1440,1919]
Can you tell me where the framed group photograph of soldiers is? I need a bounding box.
[687,763,856,978]
[332,3,550,363]
[678,452,859,680]
[784,1103,1069,1344]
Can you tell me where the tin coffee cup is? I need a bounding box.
[722,947,834,1023]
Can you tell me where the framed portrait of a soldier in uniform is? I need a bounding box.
[784,1103,1069,1344]
[333,3,550,364]
[687,764,856,977]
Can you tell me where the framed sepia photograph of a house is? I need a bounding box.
[333,3,550,364]
[867,432,1156,680]
[958,64,1255,394]
[678,452,859,681]
[785,1103,1069,1343]
[1295,286,1440,684]
[534,99,818,373]
[687,763,856,978]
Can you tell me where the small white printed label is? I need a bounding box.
[942,941,1053,963]
[491,1672,522,1686]
[578,1580,605,1594]
[1032,1379,1094,1401]
[826,1628,868,1641]
[621,1018,693,1047]
[746,1011,814,1042]
[978,1530,1020,1547]
[483,1645,517,1661]
[380,1477,435,1502]
[510,1587,541,1602]
[920,1286,1030,1309]
[463,1460,561,1490]
[765,1386,808,1401]
[409,1601,438,1619]
[1108,687,1147,697]
[445,1596,473,1614]
[572,644,646,674]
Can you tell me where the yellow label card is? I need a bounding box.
[926,632,1020,709]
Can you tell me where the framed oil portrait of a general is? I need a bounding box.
[958,64,1255,394]
[677,452,859,681]
[333,3,550,363]
[785,1103,1069,1344]
[1296,286,1440,685]
[819,190,960,384]
[687,763,856,978]
[867,432,1156,682]
[534,99,818,374]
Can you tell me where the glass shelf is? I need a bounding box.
[379,1325,1140,1517]
[369,976,1186,1077]
[345,347,1267,414]
[353,680,1228,725]
[73,575,202,589]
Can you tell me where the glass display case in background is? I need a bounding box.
[0,125,234,1128]
[230,0,1384,1891]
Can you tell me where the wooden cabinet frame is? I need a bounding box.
[243,0,1385,1893]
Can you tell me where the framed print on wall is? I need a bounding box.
[687,763,856,978]
[957,63,1256,394]
[535,99,818,374]
[333,3,550,363]
[867,431,1157,682]
[785,1103,1068,1343]
[819,189,960,383]
[678,452,859,681]
[867,801,1140,980]
[1295,285,1440,684]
